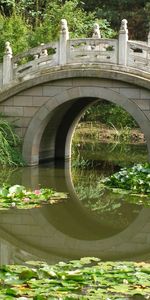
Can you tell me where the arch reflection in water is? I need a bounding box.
[0,161,150,265]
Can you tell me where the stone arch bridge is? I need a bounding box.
[0,19,150,165]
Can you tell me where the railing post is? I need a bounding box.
[59,19,69,65]
[92,23,101,38]
[118,19,128,65]
[3,41,13,85]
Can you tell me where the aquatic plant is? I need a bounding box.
[0,257,150,299]
[102,163,150,195]
[0,184,67,209]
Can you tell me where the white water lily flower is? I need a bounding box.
[9,185,26,196]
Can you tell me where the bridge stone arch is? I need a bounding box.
[0,67,150,165]
[22,79,150,165]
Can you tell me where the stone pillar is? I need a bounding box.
[3,41,13,85]
[59,19,69,65]
[118,19,128,65]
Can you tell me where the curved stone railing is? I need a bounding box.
[67,38,118,64]
[127,40,150,71]
[1,18,150,86]
[13,42,58,77]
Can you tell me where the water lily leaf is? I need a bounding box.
[5,288,17,296]
[0,296,17,300]
[80,257,100,265]
[19,269,38,281]
[0,259,150,299]
[141,268,150,274]
[0,187,8,197]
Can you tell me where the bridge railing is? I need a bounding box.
[127,40,150,71]
[1,18,150,86]
[13,42,59,76]
[67,38,118,64]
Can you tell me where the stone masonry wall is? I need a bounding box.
[0,78,150,139]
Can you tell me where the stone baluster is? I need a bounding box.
[118,19,128,65]
[3,41,13,85]
[39,43,48,57]
[92,23,101,38]
[59,19,69,65]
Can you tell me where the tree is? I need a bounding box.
[0,0,115,57]
[30,0,114,47]
[0,13,30,61]
[1,0,149,40]
[80,0,150,40]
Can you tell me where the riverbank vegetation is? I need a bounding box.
[0,257,150,299]
[0,116,24,166]
[0,0,114,62]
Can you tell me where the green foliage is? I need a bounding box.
[82,0,150,40]
[0,258,150,298]
[83,101,137,128]
[0,0,45,26]
[0,184,67,209]
[102,163,150,194]
[0,116,24,166]
[1,0,150,41]
[0,13,30,61]
[0,0,115,56]
[30,0,114,47]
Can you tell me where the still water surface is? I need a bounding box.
[0,142,150,265]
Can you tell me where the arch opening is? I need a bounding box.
[22,85,150,166]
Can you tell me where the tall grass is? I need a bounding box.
[0,117,24,166]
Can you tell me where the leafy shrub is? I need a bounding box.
[0,13,30,61]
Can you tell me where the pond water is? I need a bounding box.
[0,141,150,265]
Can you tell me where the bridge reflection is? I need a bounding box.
[0,161,150,265]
